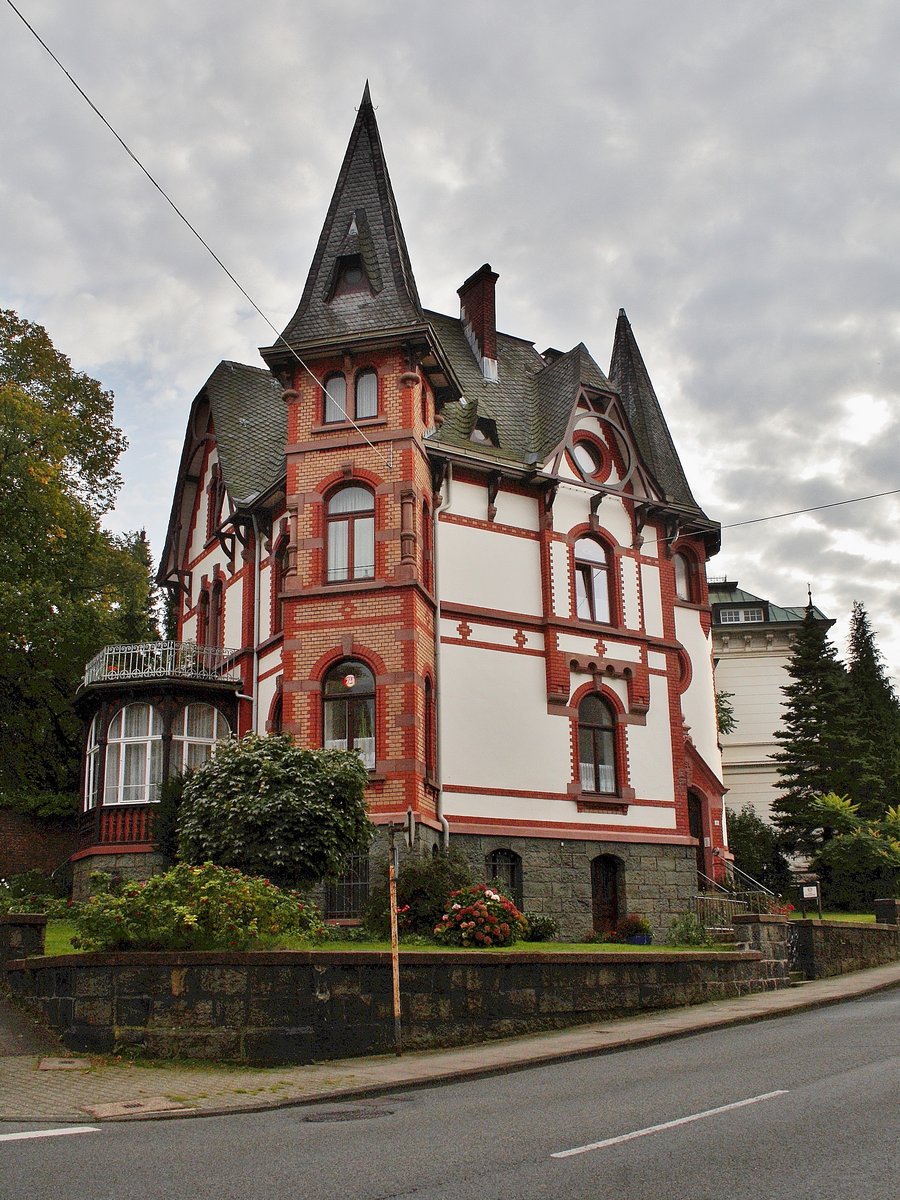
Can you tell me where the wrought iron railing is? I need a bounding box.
[82,641,243,687]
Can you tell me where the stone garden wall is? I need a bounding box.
[5,946,785,1066]
[791,919,900,979]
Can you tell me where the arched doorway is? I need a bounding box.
[687,791,707,889]
[591,855,624,934]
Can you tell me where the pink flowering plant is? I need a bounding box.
[73,862,325,952]
[432,883,528,948]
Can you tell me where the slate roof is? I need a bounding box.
[206,361,285,505]
[708,581,832,626]
[609,308,705,517]
[271,83,424,353]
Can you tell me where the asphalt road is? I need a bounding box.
[2,989,898,1200]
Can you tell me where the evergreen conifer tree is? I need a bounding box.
[771,604,862,853]
[845,601,900,817]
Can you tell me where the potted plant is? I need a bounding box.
[613,914,653,945]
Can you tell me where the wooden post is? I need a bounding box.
[388,828,402,1056]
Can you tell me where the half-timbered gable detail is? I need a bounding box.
[74,86,728,933]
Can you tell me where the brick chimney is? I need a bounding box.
[458,264,499,382]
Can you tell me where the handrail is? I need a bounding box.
[720,858,778,899]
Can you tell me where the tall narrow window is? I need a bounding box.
[355,369,378,419]
[104,703,163,804]
[196,589,210,645]
[84,714,100,811]
[673,552,692,602]
[578,694,617,794]
[422,501,433,591]
[326,486,375,582]
[323,660,376,769]
[272,540,289,634]
[324,374,347,423]
[172,703,230,772]
[574,537,611,623]
[208,579,223,647]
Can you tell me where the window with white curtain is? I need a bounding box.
[83,714,100,811]
[172,703,230,772]
[104,703,163,804]
[326,486,375,582]
[323,660,375,769]
[578,694,617,794]
[354,369,378,419]
[324,374,347,423]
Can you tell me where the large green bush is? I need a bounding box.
[362,848,471,937]
[72,862,325,951]
[177,734,373,888]
[725,804,792,894]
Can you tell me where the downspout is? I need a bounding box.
[433,461,452,849]
[250,512,262,733]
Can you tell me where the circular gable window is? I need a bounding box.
[571,435,611,482]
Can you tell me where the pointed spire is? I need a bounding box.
[269,84,423,357]
[609,308,705,516]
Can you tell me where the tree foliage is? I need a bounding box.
[771,606,865,852]
[845,601,900,818]
[807,793,900,909]
[177,734,374,888]
[0,310,157,794]
[725,804,792,894]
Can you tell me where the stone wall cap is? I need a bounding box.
[0,913,48,926]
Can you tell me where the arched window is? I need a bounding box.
[196,588,209,645]
[574,537,611,624]
[272,539,289,634]
[326,486,375,582]
[673,552,692,602]
[172,703,230,772]
[84,714,100,811]
[354,369,378,419]
[104,703,163,805]
[578,694,617,794]
[208,579,223,647]
[324,374,347,423]
[486,848,523,911]
[323,660,376,769]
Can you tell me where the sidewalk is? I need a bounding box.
[2,961,898,1124]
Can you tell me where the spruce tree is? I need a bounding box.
[771,605,862,853]
[846,601,900,817]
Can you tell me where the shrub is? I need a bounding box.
[433,883,528,948]
[72,862,325,951]
[725,804,792,894]
[812,827,900,909]
[153,770,189,863]
[177,734,374,888]
[523,913,559,942]
[665,911,713,947]
[363,849,471,937]
[0,870,73,915]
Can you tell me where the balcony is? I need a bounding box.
[82,641,243,688]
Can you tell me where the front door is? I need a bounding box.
[687,792,707,889]
[591,855,621,934]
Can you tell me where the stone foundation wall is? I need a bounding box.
[5,947,784,1065]
[450,834,697,941]
[71,852,167,901]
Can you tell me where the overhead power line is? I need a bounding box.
[4,0,393,471]
[721,487,900,531]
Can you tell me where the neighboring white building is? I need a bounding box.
[711,580,833,824]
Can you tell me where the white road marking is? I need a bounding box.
[551,1089,789,1158]
[0,1126,101,1143]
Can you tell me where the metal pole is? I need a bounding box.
[388,829,402,1056]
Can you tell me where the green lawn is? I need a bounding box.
[41,921,730,955]
[789,910,874,923]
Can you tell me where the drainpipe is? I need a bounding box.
[433,462,452,849]
[250,512,262,733]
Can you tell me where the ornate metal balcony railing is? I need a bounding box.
[82,641,243,687]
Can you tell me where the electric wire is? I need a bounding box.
[4,0,394,472]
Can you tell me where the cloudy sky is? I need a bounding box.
[3,1,899,677]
